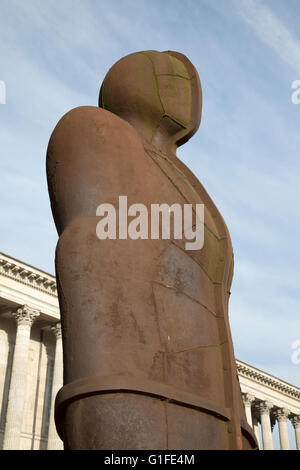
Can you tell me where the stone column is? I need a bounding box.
[3,305,40,450]
[252,414,260,449]
[291,415,300,450]
[47,322,64,450]
[274,408,290,450]
[242,393,255,427]
[259,401,274,450]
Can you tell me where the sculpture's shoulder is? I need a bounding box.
[46,106,147,235]
[50,105,131,132]
[47,105,142,159]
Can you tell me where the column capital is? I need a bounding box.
[12,305,40,326]
[274,408,290,422]
[51,322,62,339]
[242,393,255,406]
[259,400,274,414]
[291,415,300,429]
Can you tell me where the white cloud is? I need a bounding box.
[235,0,300,76]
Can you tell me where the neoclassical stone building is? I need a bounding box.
[0,252,299,450]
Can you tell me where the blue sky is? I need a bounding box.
[0,0,299,445]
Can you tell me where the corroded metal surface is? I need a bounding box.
[47,50,258,450]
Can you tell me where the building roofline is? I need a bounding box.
[0,252,55,279]
[236,359,300,391]
[236,359,300,400]
[0,252,57,297]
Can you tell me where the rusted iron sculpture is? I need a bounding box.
[47,50,258,450]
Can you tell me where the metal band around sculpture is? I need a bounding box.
[55,374,231,437]
[55,375,258,447]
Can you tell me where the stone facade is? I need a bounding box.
[238,361,300,449]
[0,252,299,450]
[0,252,60,450]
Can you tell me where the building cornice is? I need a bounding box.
[0,253,57,298]
[237,359,300,400]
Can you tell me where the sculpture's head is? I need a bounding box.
[99,50,202,155]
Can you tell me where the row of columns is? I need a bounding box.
[243,393,300,450]
[1,305,300,450]
[2,305,63,450]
